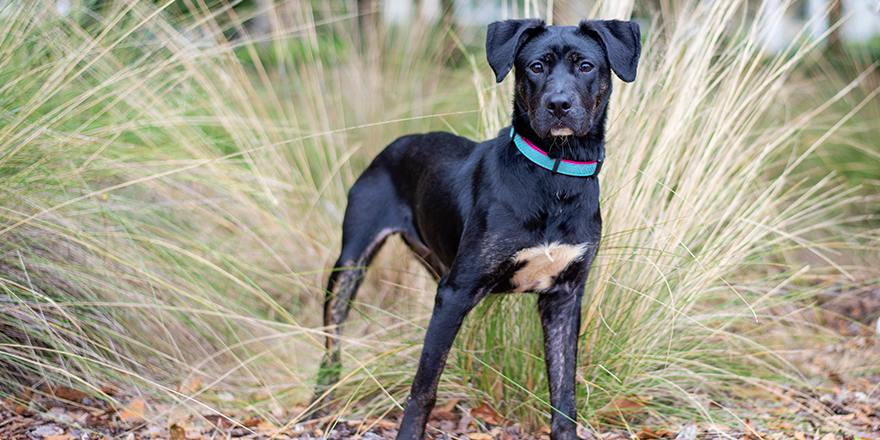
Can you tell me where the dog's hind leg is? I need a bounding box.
[311,169,410,416]
[314,230,393,405]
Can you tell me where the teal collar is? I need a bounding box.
[510,128,601,177]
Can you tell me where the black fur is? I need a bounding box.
[314,18,641,440]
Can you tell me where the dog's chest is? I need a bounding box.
[498,183,600,292]
[508,242,589,292]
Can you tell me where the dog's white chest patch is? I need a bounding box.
[509,242,589,292]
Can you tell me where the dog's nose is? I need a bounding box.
[546,95,572,116]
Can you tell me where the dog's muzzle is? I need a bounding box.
[534,92,589,138]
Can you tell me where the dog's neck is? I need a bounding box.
[510,102,607,164]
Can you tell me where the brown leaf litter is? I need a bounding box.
[2,371,879,440]
[2,289,879,439]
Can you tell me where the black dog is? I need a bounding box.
[316,18,640,440]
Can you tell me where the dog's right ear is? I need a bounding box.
[486,19,545,83]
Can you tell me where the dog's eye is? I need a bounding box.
[530,62,544,73]
[579,62,593,73]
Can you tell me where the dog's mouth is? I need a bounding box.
[550,127,574,137]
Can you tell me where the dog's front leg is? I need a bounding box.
[538,282,586,440]
[397,279,489,440]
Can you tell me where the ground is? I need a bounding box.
[3,293,879,440]
[2,340,879,440]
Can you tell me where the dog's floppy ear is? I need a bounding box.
[579,20,641,83]
[486,19,545,83]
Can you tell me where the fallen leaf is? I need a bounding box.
[742,419,760,439]
[169,424,185,440]
[257,420,276,429]
[468,433,494,440]
[820,434,837,440]
[440,398,460,413]
[854,409,874,424]
[794,432,806,440]
[100,385,118,396]
[242,417,263,428]
[7,389,32,414]
[470,400,505,426]
[602,397,648,413]
[431,399,458,421]
[44,435,75,440]
[204,414,234,429]
[364,419,398,429]
[44,386,89,403]
[430,408,457,421]
[597,396,650,424]
[31,425,63,438]
[831,413,855,422]
[638,426,662,439]
[491,378,504,402]
[118,398,145,422]
[176,377,202,394]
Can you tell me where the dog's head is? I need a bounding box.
[486,19,641,139]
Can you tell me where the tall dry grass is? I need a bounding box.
[0,0,476,422]
[453,0,880,430]
[0,0,877,433]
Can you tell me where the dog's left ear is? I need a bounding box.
[579,20,641,83]
[486,19,546,83]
